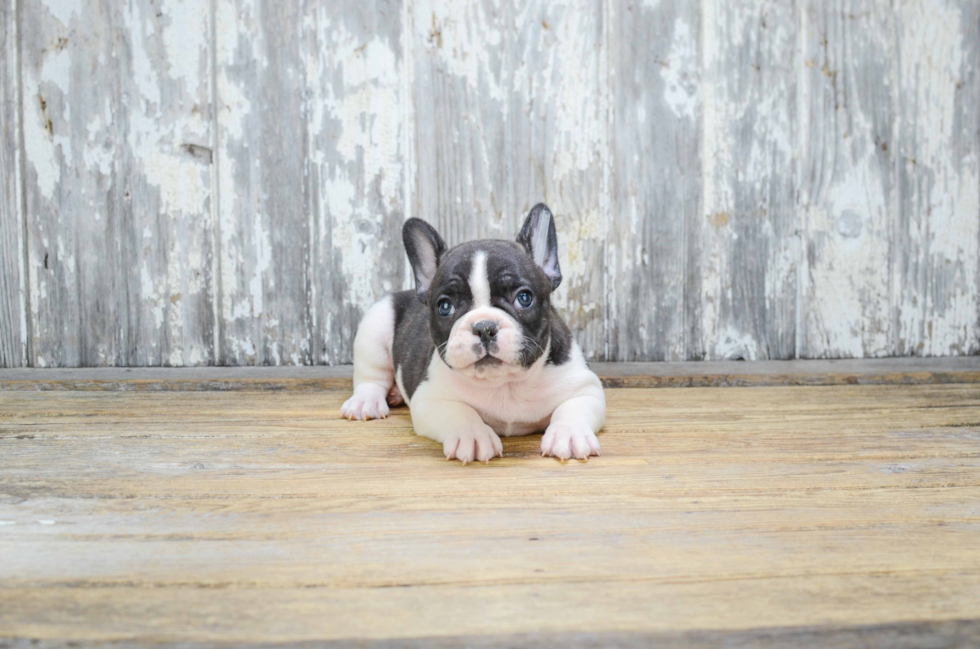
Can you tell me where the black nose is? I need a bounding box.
[472,320,499,346]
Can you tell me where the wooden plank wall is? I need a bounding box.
[1,0,978,367]
[0,0,26,367]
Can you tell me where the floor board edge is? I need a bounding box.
[3,618,979,648]
[0,357,977,391]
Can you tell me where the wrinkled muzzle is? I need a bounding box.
[443,306,524,376]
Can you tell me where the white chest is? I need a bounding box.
[414,342,599,439]
[434,361,569,436]
[477,411,553,437]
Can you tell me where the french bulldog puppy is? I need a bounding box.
[341,204,605,463]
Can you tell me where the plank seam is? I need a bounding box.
[402,0,417,295]
[698,0,711,361]
[402,0,415,223]
[14,0,31,368]
[208,0,222,366]
[975,3,980,355]
[793,0,804,361]
[891,2,903,356]
[600,0,612,362]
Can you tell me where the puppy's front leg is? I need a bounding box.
[542,384,606,461]
[410,396,503,464]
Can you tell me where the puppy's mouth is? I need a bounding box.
[474,355,504,368]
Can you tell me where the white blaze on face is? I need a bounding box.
[443,249,525,378]
[468,251,491,308]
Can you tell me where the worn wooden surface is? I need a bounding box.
[607,0,701,362]
[1,357,979,391]
[701,0,799,362]
[3,622,980,649]
[414,0,607,355]
[215,0,308,366]
[0,0,24,368]
[798,0,892,358]
[1,382,980,645]
[894,0,980,357]
[214,0,408,366]
[2,0,979,367]
[19,0,215,367]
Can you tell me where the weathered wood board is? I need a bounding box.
[891,0,980,357]
[700,0,799,361]
[2,383,980,644]
[19,0,215,367]
[607,0,701,362]
[798,0,894,359]
[214,0,312,366]
[413,0,607,357]
[799,0,980,359]
[3,0,979,366]
[0,0,25,368]
[214,0,407,366]
[303,0,409,365]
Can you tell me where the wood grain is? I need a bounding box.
[700,0,799,361]
[0,0,25,367]
[413,0,607,358]
[799,0,980,359]
[1,383,980,644]
[20,0,214,367]
[3,0,980,367]
[214,0,407,365]
[303,0,408,364]
[214,0,310,365]
[798,0,895,358]
[607,0,701,361]
[892,0,980,356]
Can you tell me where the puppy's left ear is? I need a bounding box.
[403,218,447,304]
[516,203,561,290]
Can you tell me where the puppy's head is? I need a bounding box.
[403,204,562,381]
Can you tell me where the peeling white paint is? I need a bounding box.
[699,0,798,359]
[82,112,112,176]
[39,0,81,27]
[249,208,271,318]
[699,0,724,356]
[661,18,698,120]
[9,0,980,367]
[895,0,979,356]
[552,208,602,316]
[549,6,602,181]
[24,50,73,200]
[714,326,760,361]
[160,0,209,93]
[312,16,404,316]
[125,1,210,216]
[803,155,891,358]
[419,0,505,103]
[41,48,72,94]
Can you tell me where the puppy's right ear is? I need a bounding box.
[403,218,447,304]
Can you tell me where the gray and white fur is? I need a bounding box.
[341,204,606,463]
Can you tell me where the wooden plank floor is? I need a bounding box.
[2,380,980,646]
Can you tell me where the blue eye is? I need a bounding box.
[437,298,455,316]
[515,290,533,308]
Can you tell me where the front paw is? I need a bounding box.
[541,423,601,460]
[444,425,503,464]
[341,385,390,421]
